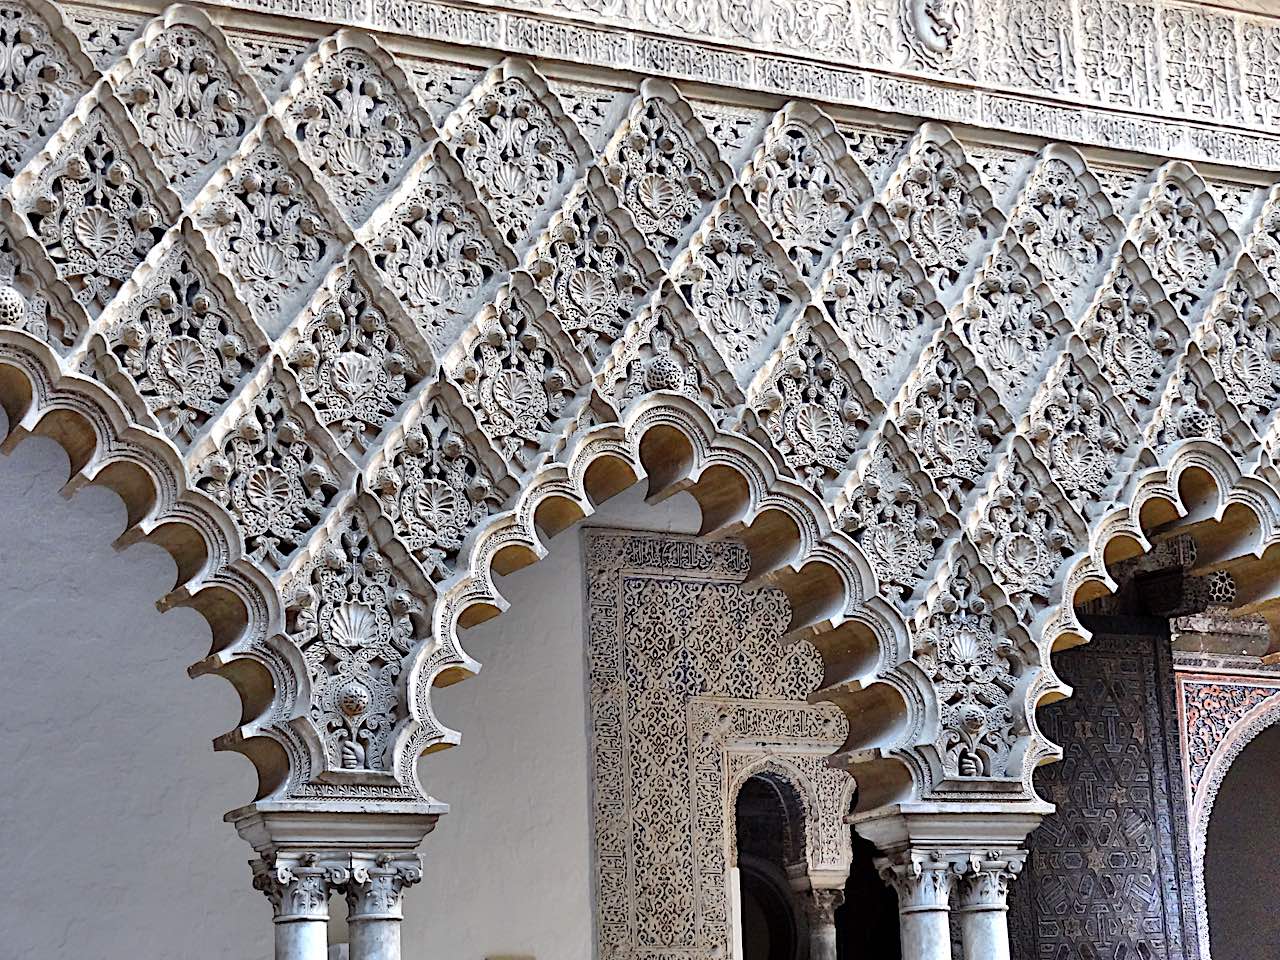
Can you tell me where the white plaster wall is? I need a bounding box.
[0,421,699,960]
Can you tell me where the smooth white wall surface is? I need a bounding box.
[0,422,699,960]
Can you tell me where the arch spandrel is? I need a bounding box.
[7,0,1280,888]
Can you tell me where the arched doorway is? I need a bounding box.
[735,774,807,960]
[1204,722,1280,959]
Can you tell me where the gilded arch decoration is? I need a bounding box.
[7,0,1280,953]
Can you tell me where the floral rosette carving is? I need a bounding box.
[286,509,428,772]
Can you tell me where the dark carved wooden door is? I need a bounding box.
[1009,616,1201,959]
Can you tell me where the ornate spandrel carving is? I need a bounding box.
[838,425,950,611]
[284,247,432,455]
[1146,344,1258,458]
[1206,181,1261,237]
[366,141,513,352]
[1027,343,1132,514]
[600,79,730,265]
[444,59,590,253]
[526,166,658,365]
[63,3,141,69]
[0,0,91,181]
[747,308,878,493]
[450,276,587,471]
[895,330,1008,511]
[96,219,265,445]
[1079,256,1186,423]
[406,59,481,126]
[284,504,430,773]
[1161,6,1238,121]
[194,364,353,569]
[1079,0,1159,111]
[882,128,1001,295]
[693,102,769,172]
[1093,165,1149,221]
[224,30,310,100]
[912,550,1023,779]
[370,380,509,582]
[741,103,870,286]
[1009,150,1118,312]
[672,186,803,383]
[113,12,263,202]
[970,444,1083,623]
[819,213,941,401]
[1132,166,1234,322]
[841,125,906,191]
[198,120,346,336]
[956,244,1065,406]
[982,0,1075,95]
[13,92,174,315]
[549,79,629,154]
[966,145,1033,213]
[599,282,741,419]
[282,33,432,227]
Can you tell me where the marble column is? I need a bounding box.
[879,856,956,960]
[253,855,339,960]
[954,856,1023,960]
[346,854,422,960]
[801,888,844,960]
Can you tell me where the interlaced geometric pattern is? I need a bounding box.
[583,531,850,960]
[4,0,1280,811]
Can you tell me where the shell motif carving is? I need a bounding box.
[913,556,1020,779]
[116,21,258,200]
[753,318,872,492]
[373,393,504,581]
[1199,269,1280,432]
[1136,175,1231,320]
[602,86,727,263]
[197,374,345,568]
[286,509,428,772]
[19,103,168,313]
[288,262,427,454]
[200,131,340,332]
[106,231,261,443]
[446,65,585,250]
[454,287,581,470]
[285,41,426,225]
[0,0,88,180]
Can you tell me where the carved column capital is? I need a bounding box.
[877,854,957,913]
[801,887,845,926]
[953,853,1026,913]
[252,854,345,924]
[345,853,423,922]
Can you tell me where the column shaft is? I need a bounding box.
[253,857,336,960]
[880,858,955,960]
[346,855,422,960]
[955,857,1023,960]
